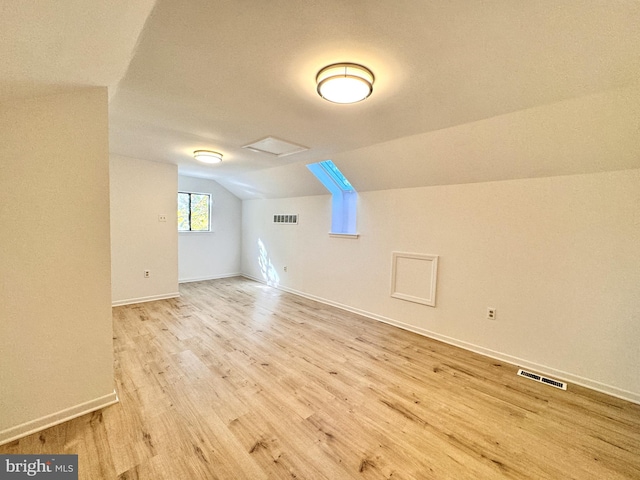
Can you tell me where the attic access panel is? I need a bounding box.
[242,136,308,157]
[390,252,439,307]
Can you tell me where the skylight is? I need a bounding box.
[307,160,357,236]
[320,160,354,191]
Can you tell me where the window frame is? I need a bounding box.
[178,191,212,233]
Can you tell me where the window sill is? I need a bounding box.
[328,233,359,239]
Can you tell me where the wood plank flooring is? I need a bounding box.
[2,277,639,479]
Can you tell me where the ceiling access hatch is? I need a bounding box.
[242,136,309,157]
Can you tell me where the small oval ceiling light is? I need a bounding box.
[193,150,223,164]
[316,63,374,104]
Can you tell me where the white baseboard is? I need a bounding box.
[0,390,119,446]
[242,274,640,405]
[112,292,180,307]
[179,273,241,284]
[242,274,261,282]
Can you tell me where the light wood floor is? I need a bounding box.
[2,277,639,479]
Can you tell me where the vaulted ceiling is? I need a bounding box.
[3,1,640,198]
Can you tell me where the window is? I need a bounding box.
[178,192,211,232]
[307,160,357,236]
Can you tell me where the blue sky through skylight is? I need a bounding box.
[307,160,357,235]
[319,160,353,191]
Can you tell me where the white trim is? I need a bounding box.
[242,273,265,284]
[241,274,640,406]
[111,292,180,307]
[0,390,119,446]
[390,252,438,307]
[328,233,359,239]
[179,273,241,284]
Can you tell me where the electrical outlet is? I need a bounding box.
[158,215,167,222]
[487,307,496,320]
[283,266,288,272]
[144,270,150,278]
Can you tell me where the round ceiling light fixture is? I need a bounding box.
[316,63,374,104]
[193,150,223,164]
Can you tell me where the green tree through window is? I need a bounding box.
[178,192,211,232]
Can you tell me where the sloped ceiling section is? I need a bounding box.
[6,0,636,198]
[0,0,157,102]
[334,85,640,194]
[220,85,640,198]
[106,0,640,198]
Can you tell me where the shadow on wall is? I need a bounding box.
[258,238,280,287]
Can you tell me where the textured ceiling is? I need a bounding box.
[3,1,640,198]
[0,0,156,102]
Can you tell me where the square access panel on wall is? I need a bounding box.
[390,252,439,307]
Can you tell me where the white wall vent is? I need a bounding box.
[273,214,298,224]
[517,369,567,390]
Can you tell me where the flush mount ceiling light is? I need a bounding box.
[193,150,223,164]
[316,63,374,104]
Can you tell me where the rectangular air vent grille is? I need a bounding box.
[273,214,298,224]
[517,369,567,390]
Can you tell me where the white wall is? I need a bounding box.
[0,89,115,443]
[178,176,242,283]
[242,169,640,402]
[110,155,179,305]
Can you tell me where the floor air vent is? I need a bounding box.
[517,369,567,390]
